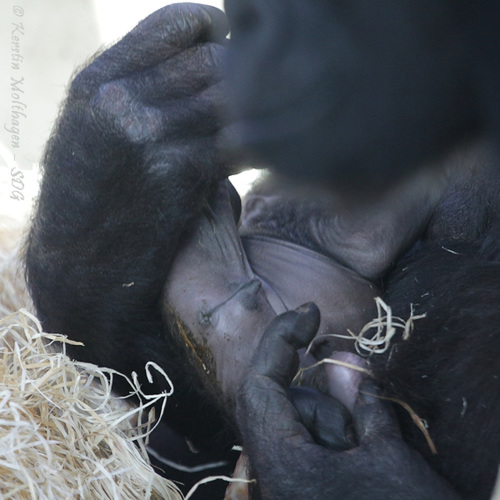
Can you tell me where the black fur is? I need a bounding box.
[25,5,236,498]
[25,2,500,499]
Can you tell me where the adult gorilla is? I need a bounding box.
[224,0,500,189]
[224,1,500,499]
[25,3,499,500]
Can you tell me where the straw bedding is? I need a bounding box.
[0,224,182,499]
[0,308,182,499]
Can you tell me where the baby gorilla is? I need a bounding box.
[161,170,459,499]
[163,169,446,404]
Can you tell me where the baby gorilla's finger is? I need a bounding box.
[289,386,357,450]
[73,4,229,93]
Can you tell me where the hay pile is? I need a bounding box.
[0,309,182,499]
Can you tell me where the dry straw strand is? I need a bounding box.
[307,297,426,357]
[0,309,182,500]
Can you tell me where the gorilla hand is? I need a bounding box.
[236,304,460,500]
[26,4,232,442]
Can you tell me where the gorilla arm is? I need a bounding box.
[236,305,461,500]
[25,4,232,447]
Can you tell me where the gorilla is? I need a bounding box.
[233,153,500,500]
[224,0,500,190]
[25,3,500,500]
[224,1,500,498]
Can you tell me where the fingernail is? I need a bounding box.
[296,302,318,315]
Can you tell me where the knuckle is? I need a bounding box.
[88,81,163,144]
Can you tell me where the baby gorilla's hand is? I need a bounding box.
[236,305,460,500]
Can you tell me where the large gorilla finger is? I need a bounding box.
[236,305,460,500]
